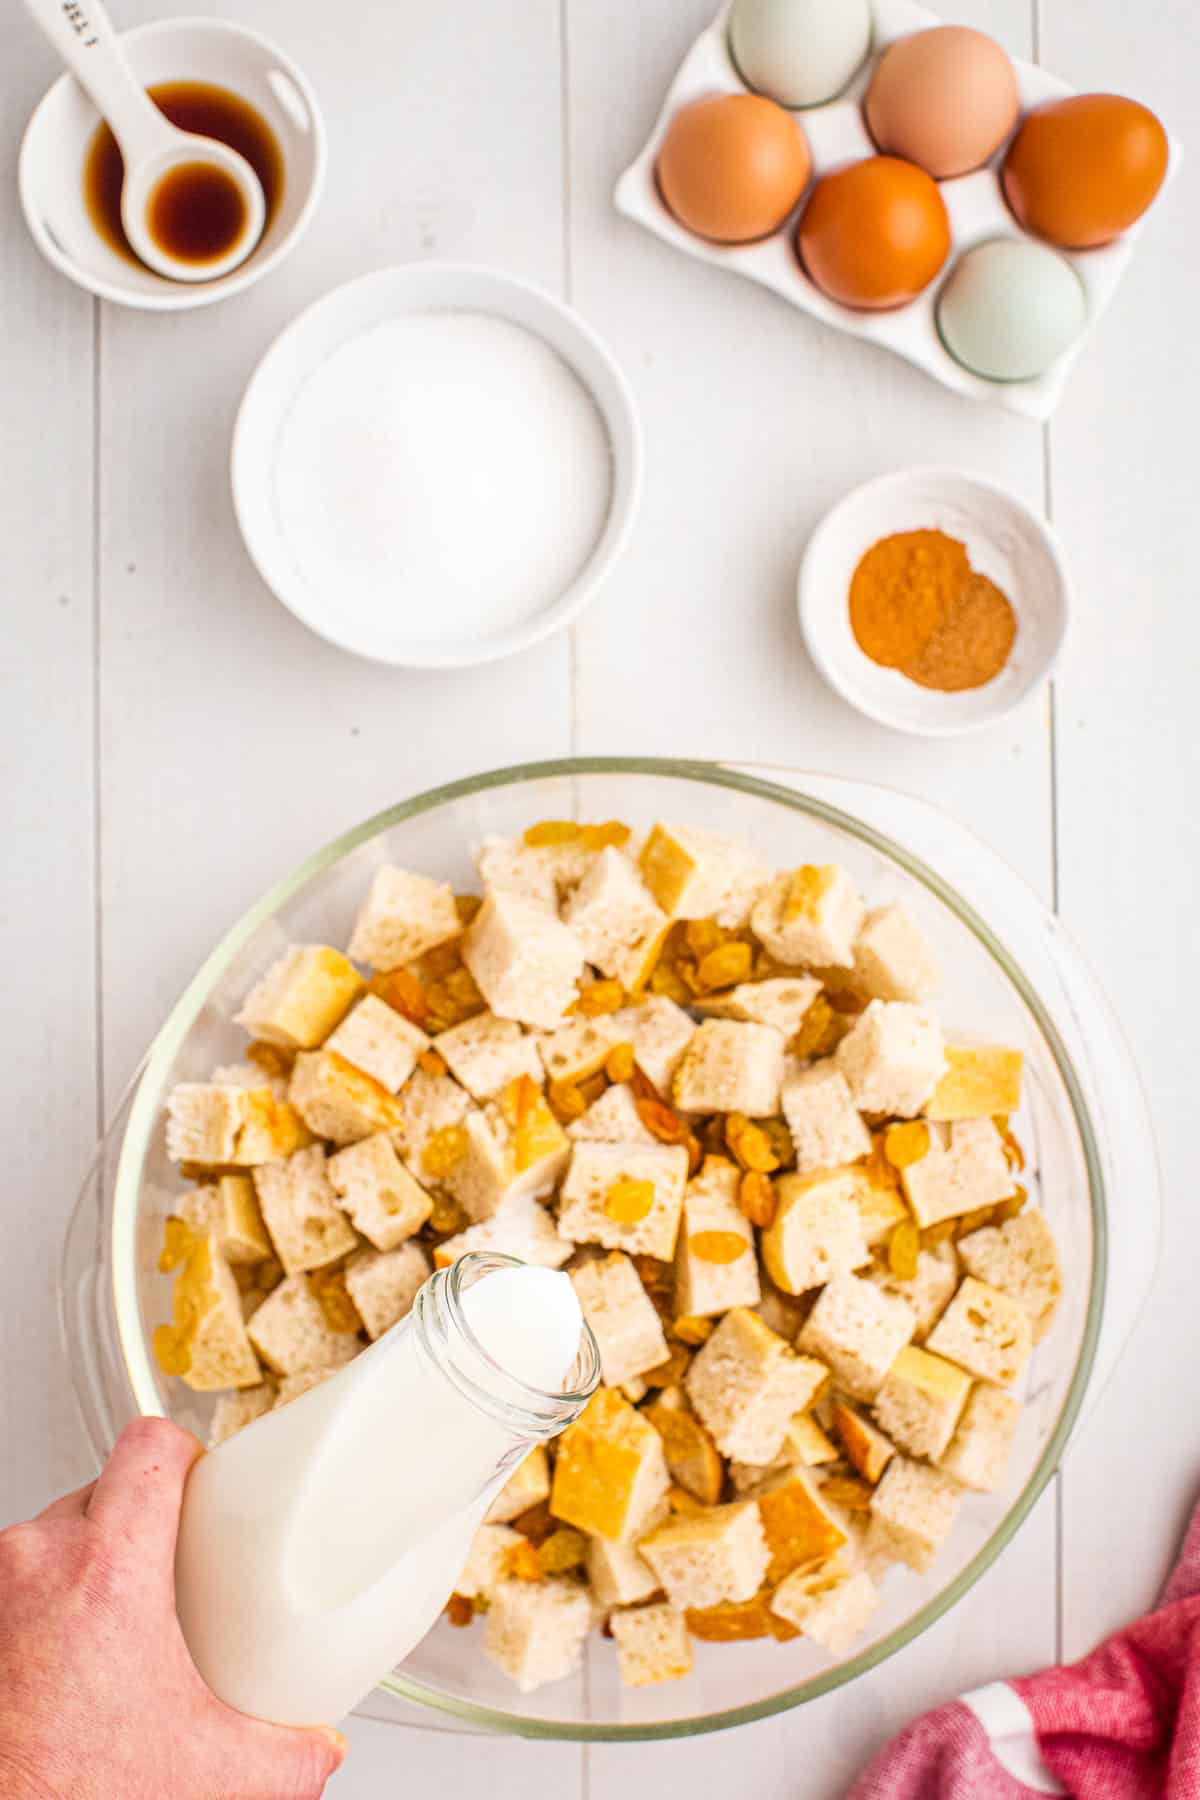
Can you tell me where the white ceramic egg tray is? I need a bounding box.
[614,0,1181,420]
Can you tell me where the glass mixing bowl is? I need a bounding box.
[62,759,1109,1740]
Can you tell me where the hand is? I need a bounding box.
[0,1417,346,1800]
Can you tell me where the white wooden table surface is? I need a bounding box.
[3,0,1197,1792]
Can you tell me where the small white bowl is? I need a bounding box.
[799,467,1069,736]
[231,263,643,669]
[19,16,324,311]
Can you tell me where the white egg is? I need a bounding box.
[729,0,872,108]
[937,239,1088,383]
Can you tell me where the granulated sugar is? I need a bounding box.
[273,311,612,651]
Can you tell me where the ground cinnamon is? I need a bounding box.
[849,528,1016,692]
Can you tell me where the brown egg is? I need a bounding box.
[865,27,1020,179]
[797,156,951,310]
[657,93,811,244]
[1003,94,1169,248]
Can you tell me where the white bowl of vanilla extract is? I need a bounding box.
[19,16,325,310]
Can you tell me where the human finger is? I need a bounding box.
[86,1417,203,1571]
[223,1716,347,1798]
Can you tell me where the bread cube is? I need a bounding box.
[551,1388,670,1543]
[751,865,865,969]
[347,865,460,969]
[611,1603,693,1687]
[873,1346,971,1460]
[537,1014,622,1087]
[855,1171,910,1247]
[611,997,697,1094]
[235,945,364,1051]
[866,1240,959,1342]
[797,1273,915,1402]
[926,1043,1024,1121]
[761,1168,871,1296]
[160,1234,263,1391]
[645,1389,724,1504]
[442,1082,570,1222]
[685,1307,827,1464]
[672,1020,785,1118]
[165,1083,311,1167]
[901,1118,1015,1229]
[770,1559,881,1654]
[252,1146,358,1276]
[486,1445,552,1524]
[288,1051,405,1147]
[832,1402,895,1484]
[787,1413,840,1468]
[208,1380,276,1446]
[640,1502,769,1610]
[638,823,770,928]
[748,1468,848,1584]
[570,1253,669,1389]
[562,848,668,980]
[939,1384,1021,1492]
[557,1141,689,1261]
[957,1210,1062,1342]
[455,1523,522,1602]
[464,890,584,1030]
[674,1156,760,1317]
[477,834,591,911]
[835,1001,945,1118]
[926,1276,1033,1387]
[435,1011,542,1101]
[586,1536,660,1611]
[326,1133,432,1251]
[344,1242,431,1339]
[324,995,429,1092]
[177,1173,272,1265]
[212,1060,288,1100]
[393,1066,473,1161]
[698,976,823,1038]
[780,1062,871,1175]
[246,1273,360,1376]
[867,1457,963,1573]
[435,1192,574,1272]
[683,1591,799,1643]
[483,1577,592,1693]
[851,905,939,1004]
[568,1082,658,1148]
[274,1365,342,1409]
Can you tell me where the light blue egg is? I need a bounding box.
[729,0,872,108]
[937,238,1088,383]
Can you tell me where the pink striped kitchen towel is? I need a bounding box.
[850,1491,1200,1798]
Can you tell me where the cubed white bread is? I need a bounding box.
[957,1210,1062,1342]
[551,1389,670,1543]
[455,1523,522,1602]
[866,1457,963,1573]
[323,995,429,1092]
[675,1157,761,1317]
[585,1536,660,1611]
[855,1172,911,1248]
[610,1602,693,1686]
[557,1141,689,1261]
[925,1276,1033,1387]
[208,1380,276,1446]
[347,865,461,969]
[780,1061,871,1175]
[797,1272,916,1402]
[729,1410,839,1490]
[327,1133,433,1251]
[872,1346,971,1460]
[483,1577,592,1693]
[685,1307,827,1464]
[537,1014,623,1086]
[831,1402,895,1485]
[211,1061,287,1099]
[770,1559,881,1654]
[567,1082,659,1147]
[169,1236,263,1391]
[344,1242,431,1339]
[392,1067,473,1161]
[235,945,364,1051]
[486,1446,552,1523]
[751,865,865,968]
[477,834,594,910]
[441,1091,570,1223]
[866,1240,960,1341]
[165,1083,311,1167]
[435,1192,575,1271]
[435,1012,543,1101]
[851,906,939,1003]
[638,823,770,928]
[927,1044,1024,1121]
[246,1274,362,1376]
[611,997,697,1094]
[464,890,584,1030]
[761,1168,872,1296]
[252,1146,359,1275]
[287,1052,404,1147]
[835,1002,946,1119]
[177,1173,272,1264]
[672,1020,785,1118]
[939,1384,1022,1492]
[901,1119,1015,1229]
[562,848,668,981]
[570,1253,669,1389]
[697,976,823,1038]
[640,1502,769,1610]
[274,1365,339,1409]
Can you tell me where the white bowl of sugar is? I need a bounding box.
[232,263,641,667]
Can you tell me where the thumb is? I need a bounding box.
[86,1416,203,1573]
[226,1716,347,1797]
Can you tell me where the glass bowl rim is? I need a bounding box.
[111,754,1106,1741]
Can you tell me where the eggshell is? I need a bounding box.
[1002,93,1169,249]
[729,0,872,109]
[937,238,1088,381]
[657,93,812,244]
[865,27,1020,178]
[797,155,951,310]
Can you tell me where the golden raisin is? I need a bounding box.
[444,1593,474,1627]
[642,1344,691,1387]
[418,1050,448,1078]
[511,1500,557,1545]
[578,1072,607,1107]
[884,1121,930,1169]
[427,1193,467,1235]
[887,1219,921,1280]
[996,1119,1026,1172]
[648,961,693,1006]
[454,893,483,926]
[505,1539,545,1582]
[725,1113,779,1173]
[547,1080,588,1123]
[955,1204,998,1238]
[921,1219,958,1246]
[605,1043,636,1084]
[422,1124,470,1178]
[632,1254,673,1294]
[667,1485,711,1517]
[864,1132,901,1192]
[689,1230,750,1265]
[604,1178,655,1225]
[992,1185,1028,1224]
[760,1117,796,1170]
[695,942,754,991]
[575,979,626,1017]
[369,968,431,1026]
[684,918,725,957]
[524,820,582,847]
[246,1039,296,1079]
[738,1170,777,1229]
[536,1528,587,1575]
[309,1266,364,1335]
[579,821,631,851]
[684,1132,704,1176]
[820,1476,874,1513]
[671,1315,714,1346]
[791,994,841,1059]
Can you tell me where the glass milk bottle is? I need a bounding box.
[175,1253,600,1726]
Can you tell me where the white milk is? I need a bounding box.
[175,1256,597,1725]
